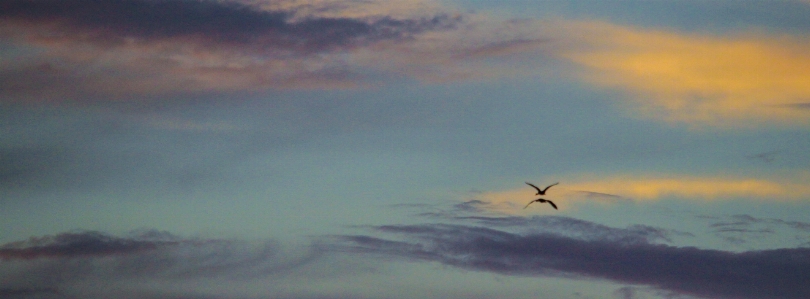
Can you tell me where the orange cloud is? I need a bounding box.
[552,20,810,127]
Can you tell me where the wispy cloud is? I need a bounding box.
[340,222,810,299]
[747,150,780,163]
[0,230,327,298]
[0,0,547,101]
[551,20,810,127]
[701,214,810,246]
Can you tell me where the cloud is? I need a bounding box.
[0,0,548,101]
[340,222,810,299]
[551,20,810,127]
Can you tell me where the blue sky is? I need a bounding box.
[1,1,809,298]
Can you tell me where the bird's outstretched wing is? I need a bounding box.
[523,200,536,209]
[546,200,558,210]
[525,182,542,193]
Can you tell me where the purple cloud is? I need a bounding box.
[340,222,810,299]
[0,0,457,53]
[0,0,468,100]
[0,0,547,100]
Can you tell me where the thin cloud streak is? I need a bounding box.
[550,20,810,127]
[340,222,810,299]
[565,174,810,201]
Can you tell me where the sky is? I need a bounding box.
[1,0,810,298]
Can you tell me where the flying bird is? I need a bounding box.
[526,182,558,195]
[523,198,557,210]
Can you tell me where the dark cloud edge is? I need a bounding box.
[336,221,810,299]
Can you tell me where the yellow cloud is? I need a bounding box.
[552,20,810,126]
[565,175,810,201]
[475,173,810,214]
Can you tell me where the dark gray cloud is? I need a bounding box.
[0,287,60,299]
[339,222,810,299]
[0,230,179,260]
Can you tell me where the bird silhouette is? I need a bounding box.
[523,198,557,210]
[525,182,558,195]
